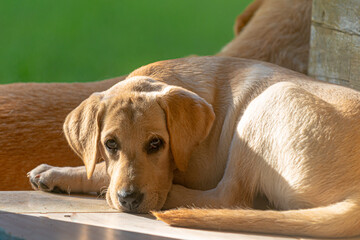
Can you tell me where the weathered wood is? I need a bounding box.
[0,191,300,240]
[308,0,360,90]
[0,213,173,240]
[0,191,113,213]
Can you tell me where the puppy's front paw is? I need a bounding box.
[27,164,68,193]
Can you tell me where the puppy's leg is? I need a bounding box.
[156,82,360,237]
[163,134,258,210]
[163,119,260,210]
[28,161,109,194]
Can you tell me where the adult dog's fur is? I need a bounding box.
[2,0,312,190]
[218,0,312,74]
[0,77,124,190]
[29,57,360,238]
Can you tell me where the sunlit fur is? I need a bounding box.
[62,75,215,213]
[31,56,360,237]
[2,77,123,190]
[6,0,312,190]
[218,0,312,74]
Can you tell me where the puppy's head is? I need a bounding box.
[64,77,215,213]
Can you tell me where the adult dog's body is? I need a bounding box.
[1,0,312,190]
[219,0,311,74]
[0,77,123,190]
[30,57,360,237]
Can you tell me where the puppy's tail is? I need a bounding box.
[153,197,360,238]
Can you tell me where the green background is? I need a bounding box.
[0,0,251,83]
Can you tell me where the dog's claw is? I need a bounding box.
[30,179,38,189]
[39,181,50,191]
[27,164,70,194]
[52,186,66,194]
[28,164,55,192]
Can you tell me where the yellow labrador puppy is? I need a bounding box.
[29,57,360,238]
[2,0,312,190]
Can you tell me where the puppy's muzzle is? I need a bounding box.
[117,188,144,211]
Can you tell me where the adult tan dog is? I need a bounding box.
[1,0,312,190]
[29,57,360,238]
[0,77,124,190]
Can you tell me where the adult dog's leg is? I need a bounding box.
[28,161,109,194]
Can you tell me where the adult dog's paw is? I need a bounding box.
[27,164,68,193]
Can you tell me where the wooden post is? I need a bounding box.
[308,0,360,90]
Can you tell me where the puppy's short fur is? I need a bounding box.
[2,0,312,190]
[30,57,360,237]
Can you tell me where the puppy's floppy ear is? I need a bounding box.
[63,93,104,179]
[157,87,215,171]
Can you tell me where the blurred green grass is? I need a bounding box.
[0,0,251,83]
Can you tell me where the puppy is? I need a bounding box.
[30,57,360,238]
[2,0,312,190]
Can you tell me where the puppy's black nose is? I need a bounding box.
[117,189,144,211]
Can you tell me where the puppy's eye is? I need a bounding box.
[146,137,164,154]
[105,139,119,153]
